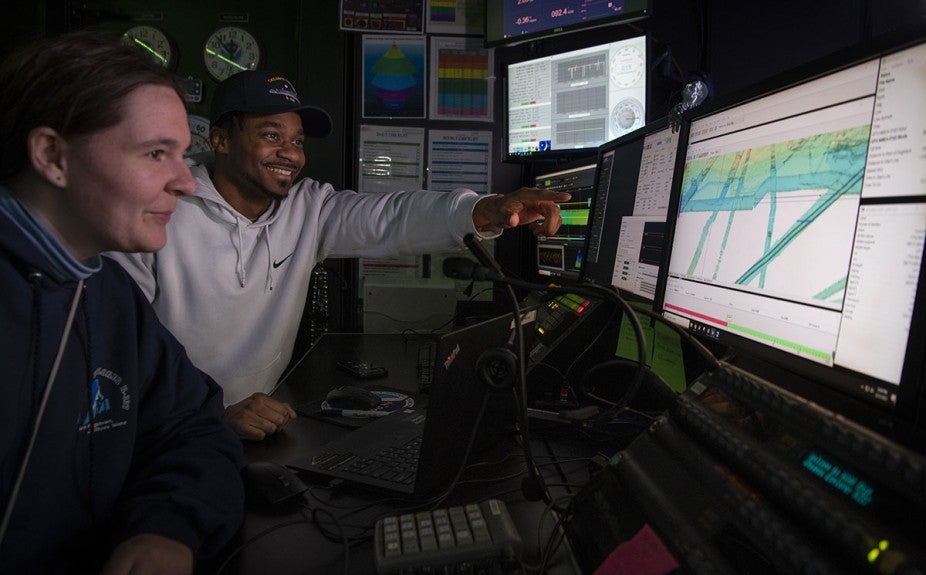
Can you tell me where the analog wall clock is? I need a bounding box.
[120,25,177,70]
[203,26,261,81]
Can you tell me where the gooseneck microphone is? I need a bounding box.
[449,236,550,504]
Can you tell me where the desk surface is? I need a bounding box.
[206,333,589,575]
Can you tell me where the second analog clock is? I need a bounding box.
[203,26,261,81]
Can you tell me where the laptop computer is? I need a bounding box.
[285,308,537,498]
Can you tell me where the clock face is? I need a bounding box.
[121,25,176,70]
[203,26,261,81]
[610,45,645,89]
[610,97,645,139]
[186,115,212,156]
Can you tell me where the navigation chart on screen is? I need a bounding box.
[670,101,872,311]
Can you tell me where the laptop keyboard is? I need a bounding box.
[312,435,421,486]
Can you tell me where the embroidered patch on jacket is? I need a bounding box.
[78,368,130,434]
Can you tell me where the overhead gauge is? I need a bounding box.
[186,115,211,156]
[610,98,645,139]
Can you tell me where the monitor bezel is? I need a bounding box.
[579,115,688,311]
[484,0,652,48]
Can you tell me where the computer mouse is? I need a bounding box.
[242,461,308,505]
[325,385,382,410]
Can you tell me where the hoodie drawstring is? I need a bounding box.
[234,224,246,288]
[233,219,275,292]
[264,226,274,292]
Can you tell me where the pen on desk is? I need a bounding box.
[318,408,391,418]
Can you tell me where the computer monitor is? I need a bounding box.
[504,34,647,161]
[485,0,651,48]
[661,31,926,425]
[582,116,686,305]
[533,160,598,280]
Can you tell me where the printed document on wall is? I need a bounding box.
[358,125,425,194]
[427,129,492,193]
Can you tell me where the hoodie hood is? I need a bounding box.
[0,187,100,283]
[187,161,284,291]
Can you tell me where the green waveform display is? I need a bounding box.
[560,208,589,226]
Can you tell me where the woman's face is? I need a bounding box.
[60,84,196,258]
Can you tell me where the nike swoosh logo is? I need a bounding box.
[272,253,294,269]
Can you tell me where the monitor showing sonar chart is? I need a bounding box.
[582,116,685,304]
[661,32,926,424]
[534,160,598,280]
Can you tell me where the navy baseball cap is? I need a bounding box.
[210,70,332,138]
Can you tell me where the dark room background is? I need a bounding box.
[3,0,924,360]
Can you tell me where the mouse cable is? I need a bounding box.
[303,500,370,546]
[306,504,351,575]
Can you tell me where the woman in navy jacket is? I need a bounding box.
[0,31,244,573]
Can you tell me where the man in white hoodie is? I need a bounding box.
[109,70,569,441]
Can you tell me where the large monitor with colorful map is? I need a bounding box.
[661,31,926,424]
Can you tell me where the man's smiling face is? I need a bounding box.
[221,111,306,202]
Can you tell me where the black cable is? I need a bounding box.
[423,391,493,511]
[538,495,576,574]
[539,437,576,497]
[560,299,622,399]
[627,304,722,371]
[463,235,553,506]
[515,494,575,574]
[308,505,351,575]
[454,455,595,488]
[451,261,650,414]
[213,516,315,574]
